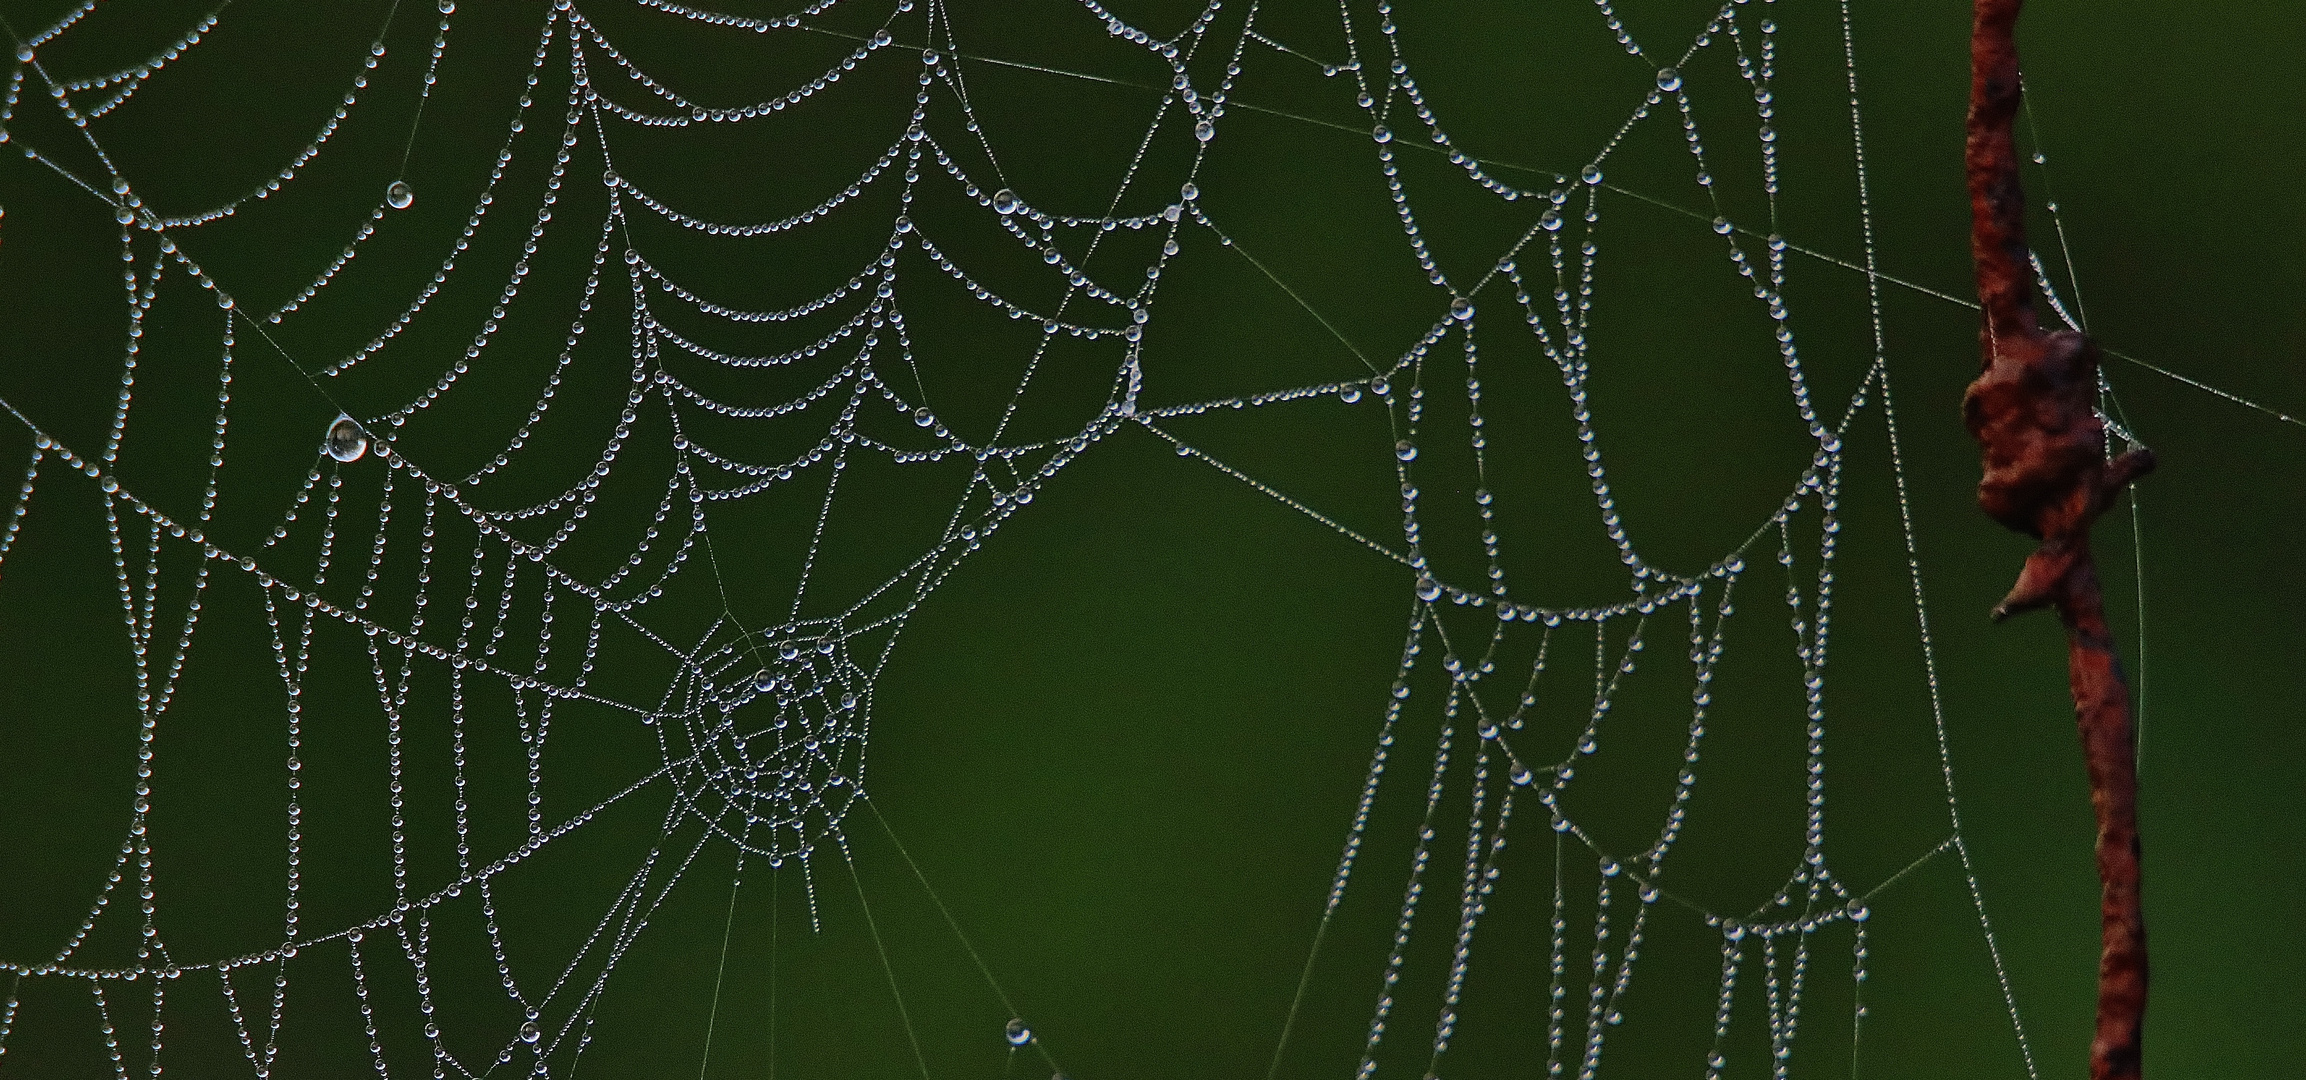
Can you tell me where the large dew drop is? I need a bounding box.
[992,188,1019,215]
[386,180,415,210]
[324,416,369,463]
[1004,1018,1032,1046]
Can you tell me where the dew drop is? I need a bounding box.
[1846,900,1871,923]
[385,180,414,210]
[1415,576,1441,602]
[519,1021,540,1044]
[1004,1018,1032,1046]
[1194,119,1215,142]
[324,416,369,463]
[439,0,455,12]
[913,406,934,427]
[1656,67,1682,92]
[1395,440,1417,462]
[755,670,775,692]
[1372,124,1393,144]
[1449,297,1473,321]
[1713,215,1732,235]
[1540,209,1561,232]
[1338,384,1362,404]
[991,188,1019,215]
[1580,164,1604,186]
[1510,763,1533,786]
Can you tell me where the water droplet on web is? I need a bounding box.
[1395,440,1417,462]
[324,416,369,463]
[1372,124,1393,144]
[1656,67,1682,92]
[2032,151,2046,165]
[519,1021,540,1044]
[992,189,1019,215]
[15,44,32,63]
[1580,164,1604,186]
[1194,119,1215,142]
[1450,297,1473,321]
[913,407,933,427]
[1510,763,1533,786]
[1415,576,1441,602]
[1338,384,1362,404]
[1004,1018,1032,1046]
[1846,900,1870,923]
[1605,1007,1624,1024]
[755,670,775,692]
[386,181,414,210]
[1540,209,1561,232]
[1713,216,1732,235]
[438,0,455,12]
[1180,182,1199,201]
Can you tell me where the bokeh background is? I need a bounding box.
[0,0,2298,1078]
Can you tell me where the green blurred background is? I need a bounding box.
[0,0,2297,1078]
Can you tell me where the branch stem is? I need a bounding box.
[1965,2,2149,1077]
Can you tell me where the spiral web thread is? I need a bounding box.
[0,0,2285,1076]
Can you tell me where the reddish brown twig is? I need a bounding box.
[1964,2,2151,1077]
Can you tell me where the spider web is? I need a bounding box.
[0,0,2282,1077]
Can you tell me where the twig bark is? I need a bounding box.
[1963,2,2151,1077]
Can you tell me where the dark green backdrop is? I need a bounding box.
[0,1,2297,1078]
